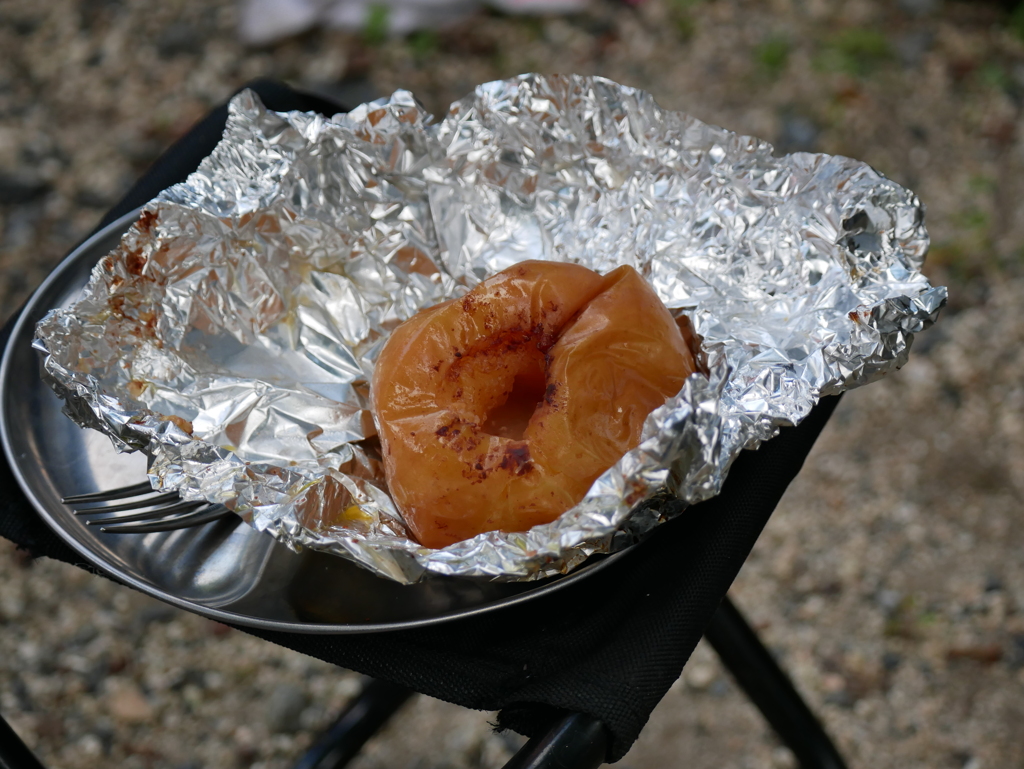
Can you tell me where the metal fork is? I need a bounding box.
[62,482,235,533]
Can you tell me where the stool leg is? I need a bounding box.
[291,678,413,769]
[0,712,48,769]
[704,595,849,769]
[501,712,609,769]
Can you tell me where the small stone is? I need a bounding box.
[984,575,1003,593]
[107,652,130,675]
[772,746,797,769]
[1007,635,1024,669]
[34,715,64,741]
[93,723,115,755]
[683,662,716,691]
[70,623,99,647]
[947,644,1003,665]
[234,724,255,746]
[895,30,934,68]
[265,683,308,734]
[0,171,49,204]
[897,0,940,15]
[708,678,730,697]
[157,22,205,58]
[775,114,819,154]
[17,641,40,666]
[74,186,116,209]
[9,675,34,712]
[205,671,225,690]
[875,589,903,613]
[2,202,43,249]
[136,603,178,627]
[77,733,103,757]
[83,654,111,694]
[824,689,854,709]
[167,668,207,692]
[0,593,26,621]
[106,682,154,724]
[299,704,326,731]
[236,743,258,766]
[822,672,846,693]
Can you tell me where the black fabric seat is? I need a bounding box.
[0,81,848,768]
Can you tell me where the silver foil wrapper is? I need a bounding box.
[35,75,945,583]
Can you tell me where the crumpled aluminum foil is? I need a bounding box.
[35,75,946,583]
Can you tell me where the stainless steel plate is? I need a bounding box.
[0,210,622,634]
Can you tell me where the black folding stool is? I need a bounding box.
[287,590,848,769]
[0,80,849,769]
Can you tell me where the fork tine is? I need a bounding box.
[62,482,155,504]
[98,505,233,533]
[70,491,182,514]
[82,499,208,525]
[63,480,236,534]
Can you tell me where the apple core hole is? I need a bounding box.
[481,355,547,441]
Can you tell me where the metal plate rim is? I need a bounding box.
[0,208,625,635]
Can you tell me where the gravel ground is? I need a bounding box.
[3,0,1024,767]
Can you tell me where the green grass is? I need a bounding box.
[519,16,545,41]
[754,37,791,79]
[814,28,891,77]
[979,62,1014,94]
[928,204,997,283]
[922,174,1003,282]
[883,596,941,639]
[667,0,703,42]
[408,30,438,60]
[957,208,990,233]
[1009,2,1024,42]
[363,4,390,46]
[967,174,996,195]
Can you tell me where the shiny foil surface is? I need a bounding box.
[35,75,946,583]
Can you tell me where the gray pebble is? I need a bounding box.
[92,723,115,756]
[157,22,205,58]
[265,683,309,734]
[895,30,934,68]
[709,679,731,697]
[135,603,178,629]
[69,624,99,647]
[823,689,854,709]
[167,668,207,692]
[1007,635,1024,669]
[9,674,34,712]
[881,652,902,672]
[2,202,44,250]
[82,655,109,694]
[897,0,941,15]
[775,114,819,154]
[299,704,326,732]
[875,589,903,613]
[0,171,50,205]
